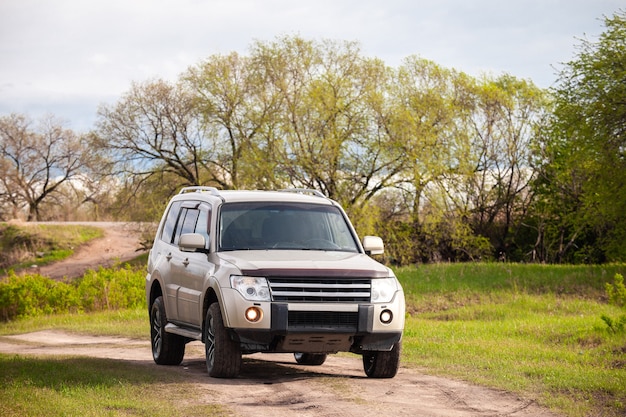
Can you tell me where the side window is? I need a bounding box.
[195,206,211,248]
[160,201,182,244]
[173,208,200,245]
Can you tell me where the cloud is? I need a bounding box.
[0,0,623,131]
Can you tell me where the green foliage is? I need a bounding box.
[3,12,624,266]
[0,274,79,320]
[0,264,146,322]
[606,273,626,308]
[535,11,626,263]
[601,273,626,335]
[75,265,145,311]
[601,314,626,334]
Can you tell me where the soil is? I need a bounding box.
[0,222,563,417]
[31,221,149,280]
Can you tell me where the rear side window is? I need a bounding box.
[160,201,182,244]
[161,200,212,248]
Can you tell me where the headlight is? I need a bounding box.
[371,277,398,303]
[230,275,270,301]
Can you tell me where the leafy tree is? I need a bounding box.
[0,114,89,221]
[463,75,548,261]
[535,11,626,262]
[185,51,284,189]
[251,37,405,207]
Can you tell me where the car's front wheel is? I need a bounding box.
[205,303,242,378]
[150,296,185,365]
[362,340,401,378]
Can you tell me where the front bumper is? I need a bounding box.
[233,302,403,354]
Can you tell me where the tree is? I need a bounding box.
[0,114,89,221]
[260,37,405,207]
[94,79,217,189]
[535,11,626,262]
[185,51,284,189]
[462,75,548,261]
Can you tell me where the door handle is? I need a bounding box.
[166,253,172,261]
[182,258,189,267]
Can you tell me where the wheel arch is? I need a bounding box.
[148,279,163,312]
[202,287,219,342]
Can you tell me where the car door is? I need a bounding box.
[153,200,182,322]
[171,202,212,326]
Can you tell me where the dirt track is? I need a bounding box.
[1,223,562,416]
[31,221,148,279]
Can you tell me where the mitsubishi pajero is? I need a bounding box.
[146,187,405,378]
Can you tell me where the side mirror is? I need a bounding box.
[179,233,208,253]
[362,235,384,255]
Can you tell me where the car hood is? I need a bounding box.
[216,250,391,278]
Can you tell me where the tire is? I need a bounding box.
[294,353,327,366]
[362,340,401,378]
[205,303,242,378]
[150,296,185,365]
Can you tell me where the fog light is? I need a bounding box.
[245,306,263,323]
[380,309,393,324]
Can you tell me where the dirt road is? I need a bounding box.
[32,221,149,279]
[2,222,562,416]
[0,330,560,417]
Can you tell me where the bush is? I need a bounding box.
[606,273,626,308]
[75,265,145,311]
[0,264,146,322]
[0,273,79,321]
[600,273,626,334]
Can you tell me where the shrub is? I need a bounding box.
[0,264,146,322]
[75,265,145,311]
[600,273,626,334]
[606,273,626,308]
[601,314,626,334]
[0,273,78,320]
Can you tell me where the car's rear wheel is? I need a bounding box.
[294,352,327,366]
[362,340,401,378]
[205,303,242,378]
[150,296,185,365]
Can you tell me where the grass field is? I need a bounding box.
[397,263,626,417]
[1,262,625,416]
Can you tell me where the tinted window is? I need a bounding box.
[160,201,182,244]
[174,208,200,245]
[219,202,359,252]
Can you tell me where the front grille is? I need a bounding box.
[288,311,359,330]
[268,278,371,302]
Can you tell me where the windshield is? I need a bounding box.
[219,202,360,252]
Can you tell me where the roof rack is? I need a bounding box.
[179,186,221,196]
[279,188,327,198]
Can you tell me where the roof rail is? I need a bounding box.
[280,188,327,198]
[179,186,221,196]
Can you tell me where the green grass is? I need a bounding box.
[0,355,232,417]
[396,263,626,417]
[0,307,148,339]
[1,262,626,416]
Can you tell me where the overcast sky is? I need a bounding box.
[0,0,623,132]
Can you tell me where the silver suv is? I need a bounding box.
[146,187,405,378]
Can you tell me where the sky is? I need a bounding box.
[0,0,623,132]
